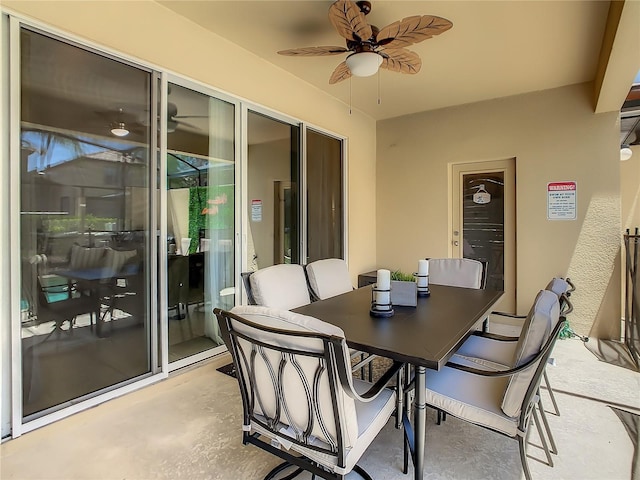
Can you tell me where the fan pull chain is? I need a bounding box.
[377,69,381,105]
[349,77,352,115]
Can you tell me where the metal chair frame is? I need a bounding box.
[215,308,402,480]
[417,318,566,480]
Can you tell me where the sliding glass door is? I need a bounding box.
[4,15,345,436]
[166,82,235,364]
[19,28,154,418]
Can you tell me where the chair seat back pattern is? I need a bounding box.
[217,305,358,471]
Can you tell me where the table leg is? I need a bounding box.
[414,366,426,480]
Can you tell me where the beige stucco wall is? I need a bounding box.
[377,83,621,338]
[3,0,378,283]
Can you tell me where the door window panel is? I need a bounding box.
[461,172,505,291]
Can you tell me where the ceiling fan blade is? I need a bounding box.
[380,49,422,74]
[278,46,349,56]
[329,61,352,85]
[175,119,201,130]
[329,0,373,43]
[376,15,453,49]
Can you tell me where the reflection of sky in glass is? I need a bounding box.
[22,130,131,172]
[167,152,212,178]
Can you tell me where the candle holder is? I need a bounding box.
[370,285,394,317]
[414,273,430,297]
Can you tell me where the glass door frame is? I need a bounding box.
[2,10,349,439]
[6,17,168,438]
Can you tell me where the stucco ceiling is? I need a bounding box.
[158,0,624,121]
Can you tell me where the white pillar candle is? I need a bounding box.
[376,269,391,309]
[417,260,429,287]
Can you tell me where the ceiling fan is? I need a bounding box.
[94,107,144,137]
[166,101,204,133]
[278,0,453,84]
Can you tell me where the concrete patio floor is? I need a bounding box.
[1,335,638,480]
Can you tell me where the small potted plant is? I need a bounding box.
[390,270,418,307]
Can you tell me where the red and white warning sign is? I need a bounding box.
[547,181,576,220]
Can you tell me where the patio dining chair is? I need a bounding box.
[467,277,575,417]
[423,290,564,480]
[428,258,488,290]
[304,258,354,301]
[215,305,402,480]
[241,264,311,310]
[305,258,376,380]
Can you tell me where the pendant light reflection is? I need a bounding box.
[110,122,130,137]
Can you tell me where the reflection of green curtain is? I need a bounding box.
[188,185,234,254]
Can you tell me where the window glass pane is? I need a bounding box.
[166,83,235,362]
[20,29,152,418]
[461,172,505,291]
[247,111,300,268]
[306,130,343,262]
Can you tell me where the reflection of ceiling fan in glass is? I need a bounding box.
[166,102,206,133]
[278,0,453,84]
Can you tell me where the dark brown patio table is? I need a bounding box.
[293,283,503,480]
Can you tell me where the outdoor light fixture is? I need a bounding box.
[345,52,383,77]
[110,122,130,137]
[620,145,633,161]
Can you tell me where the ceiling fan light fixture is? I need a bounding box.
[620,145,633,161]
[110,122,129,137]
[345,52,382,77]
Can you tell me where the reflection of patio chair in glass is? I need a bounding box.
[22,261,100,340]
[168,256,189,319]
[168,255,193,339]
[188,252,205,309]
[107,267,145,326]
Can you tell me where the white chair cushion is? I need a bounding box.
[229,305,358,451]
[306,258,353,300]
[429,258,484,289]
[502,290,559,416]
[545,277,570,297]
[249,264,311,310]
[426,361,517,436]
[453,335,517,369]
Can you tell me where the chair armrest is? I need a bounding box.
[445,357,536,377]
[470,331,519,342]
[560,295,574,315]
[446,319,565,377]
[491,311,526,319]
[338,356,404,402]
